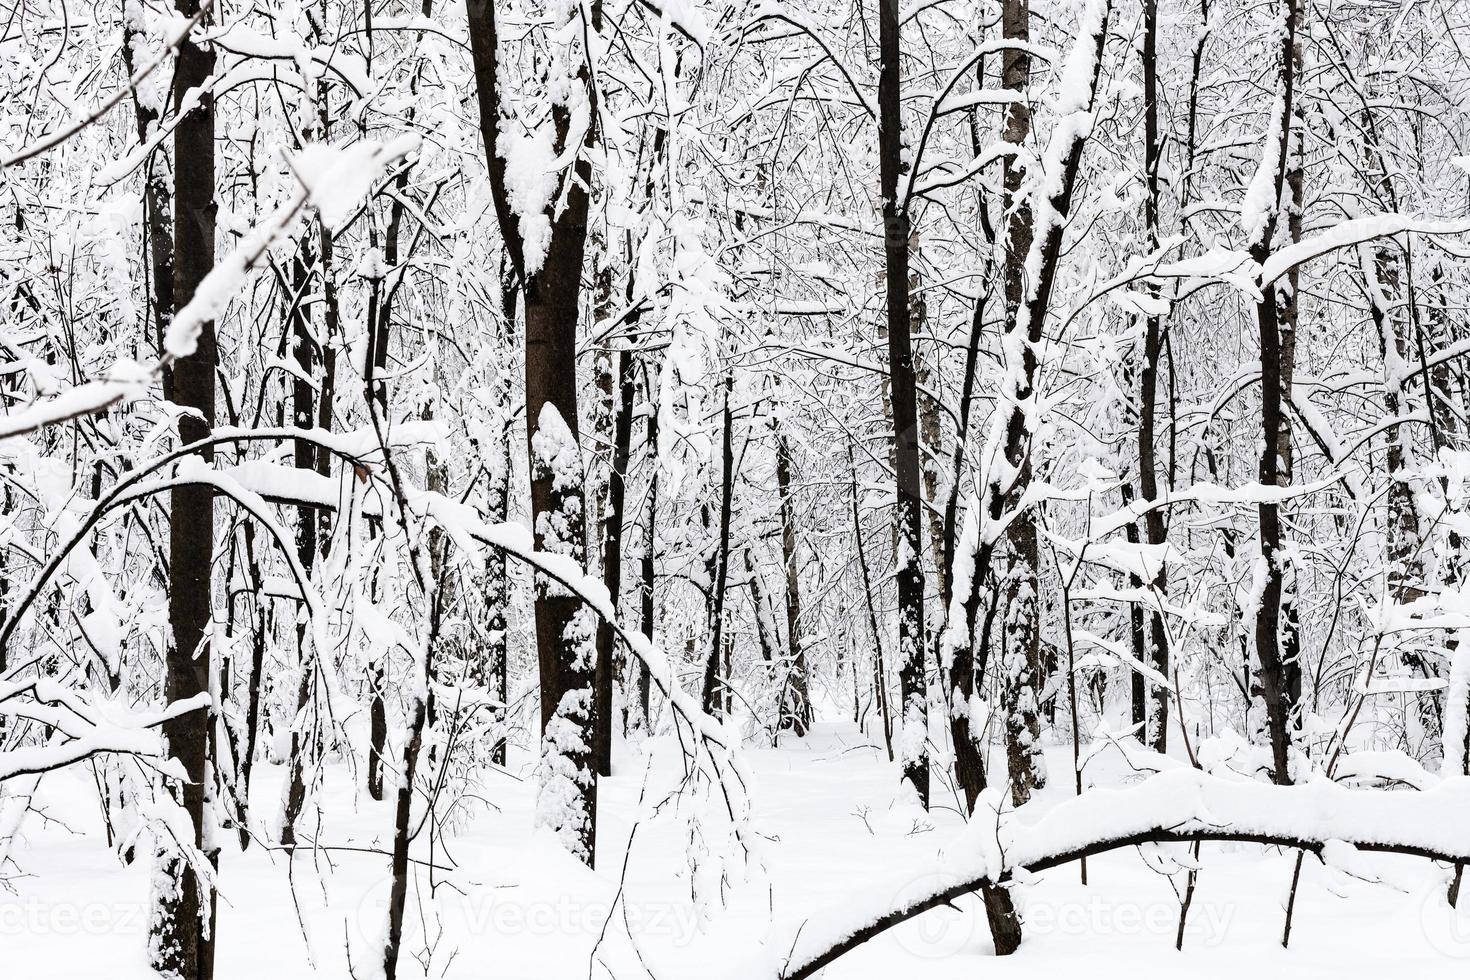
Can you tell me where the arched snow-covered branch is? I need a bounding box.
[765,769,1470,979]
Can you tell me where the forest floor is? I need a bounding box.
[6,723,1468,978]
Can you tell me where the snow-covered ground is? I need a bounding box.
[6,725,1468,978]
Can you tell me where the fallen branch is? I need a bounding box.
[766,768,1470,979]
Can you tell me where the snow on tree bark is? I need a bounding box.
[150,0,217,972]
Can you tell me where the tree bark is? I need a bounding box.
[850,443,892,760]
[281,241,320,848]
[776,432,812,734]
[1139,0,1170,753]
[151,0,216,973]
[120,20,173,385]
[363,183,399,804]
[878,0,930,806]
[702,370,736,717]
[1119,401,1148,734]
[991,0,1047,806]
[634,374,659,733]
[1248,0,1301,785]
[594,347,636,771]
[954,0,1111,807]
[484,266,517,766]
[466,0,599,863]
[485,425,512,767]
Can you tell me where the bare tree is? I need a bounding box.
[150,0,217,973]
[465,0,600,862]
[877,0,931,807]
[1246,0,1302,785]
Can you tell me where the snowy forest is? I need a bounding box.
[3,0,1470,975]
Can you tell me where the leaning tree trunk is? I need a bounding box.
[281,241,321,848]
[150,0,217,974]
[850,442,893,759]
[362,178,399,803]
[877,0,929,807]
[932,320,1022,960]
[940,293,991,810]
[992,0,1044,807]
[954,0,1111,811]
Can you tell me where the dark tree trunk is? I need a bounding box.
[776,432,811,734]
[877,0,929,806]
[281,241,320,849]
[121,22,173,381]
[382,698,425,980]
[939,277,987,603]
[940,291,990,810]
[1278,21,1304,745]
[702,370,736,717]
[593,347,637,771]
[635,376,659,732]
[914,285,945,580]
[1139,0,1170,753]
[467,0,599,862]
[485,427,512,767]
[521,169,597,862]
[993,0,1046,807]
[234,525,268,851]
[1120,419,1149,733]
[950,0,1110,809]
[363,192,397,804]
[151,0,216,974]
[483,268,516,767]
[850,443,892,760]
[1249,0,1301,785]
